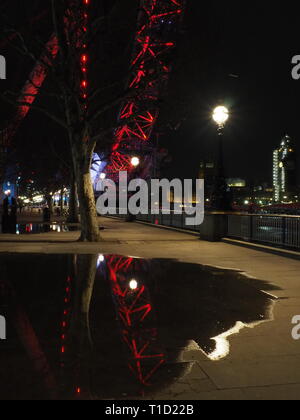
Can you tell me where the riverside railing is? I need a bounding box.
[108,211,300,250]
[227,214,300,250]
[136,212,201,232]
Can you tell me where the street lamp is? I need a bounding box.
[211,105,231,211]
[131,156,140,167]
[129,279,138,290]
[212,106,229,129]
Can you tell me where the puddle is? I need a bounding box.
[15,224,69,234]
[0,254,279,400]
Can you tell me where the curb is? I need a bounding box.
[223,238,300,261]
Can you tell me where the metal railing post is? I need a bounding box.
[282,216,287,247]
[250,215,254,241]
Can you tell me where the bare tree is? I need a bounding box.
[1,0,137,241]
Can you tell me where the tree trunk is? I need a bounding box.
[45,194,53,216]
[73,147,100,242]
[69,254,97,344]
[63,254,97,399]
[60,187,64,217]
[67,175,79,224]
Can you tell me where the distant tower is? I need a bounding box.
[273,135,297,202]
[273,149,280,202]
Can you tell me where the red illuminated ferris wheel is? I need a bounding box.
[1,0,185,181]
[106,0,186,179]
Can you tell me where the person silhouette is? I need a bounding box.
[43,206,51,232]
[2,192,17,234]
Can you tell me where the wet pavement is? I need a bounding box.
[0,253,279,400]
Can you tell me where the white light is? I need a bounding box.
[131,157,140,167]
[97,254,105,267]
[33,195,44,203]
[213,106,229,126]
[129,279,138,290]
[4,190,11,195]
[100,173,106,180]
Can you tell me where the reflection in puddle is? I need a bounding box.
[0,254,279,400]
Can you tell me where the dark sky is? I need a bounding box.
[1,1,300,185]
[163,1,300,184]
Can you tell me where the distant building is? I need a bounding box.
[273,135,297,202]
[273,149,280,201]
[226,179,247,206]
[230,182,274,207]
[227,178,246,188]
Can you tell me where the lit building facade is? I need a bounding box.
[273,135,297,202]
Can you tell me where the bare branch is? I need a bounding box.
[88,88,137,124]
[0,93,68,130]
[89,79,125,101]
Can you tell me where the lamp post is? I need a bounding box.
[211,106,231,211]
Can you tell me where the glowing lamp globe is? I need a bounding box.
[129,279,138,290]
[213,106,229,126]
[131,157,140,167]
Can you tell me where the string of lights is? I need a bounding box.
[80,0,89,113]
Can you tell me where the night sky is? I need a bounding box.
[1,1,300,185]
[162,1,300,184]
